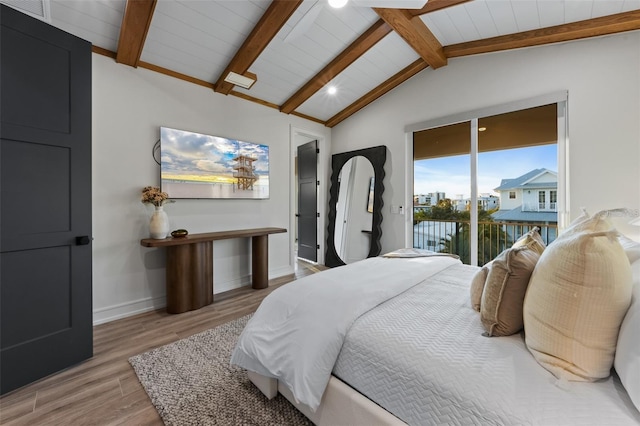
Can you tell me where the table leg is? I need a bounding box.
[252,235,268,289]
[166,241,213,314]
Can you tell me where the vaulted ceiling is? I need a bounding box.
[15,0,640,127]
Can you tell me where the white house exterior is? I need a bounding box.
[414,192,446,206]
[458,194,500,212]
[452,195,466,212]
[495,168,558,214]
[413,220,458,252]
[493,168,558,243]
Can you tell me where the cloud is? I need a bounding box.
[194,159,228,173]
[160,127,270,177]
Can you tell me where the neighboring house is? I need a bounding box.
[478,194,500,211]
[414,192,446,214]
[413,220,458,252]
[452,195,466,212]
[457,193,500,212]
[492,168,558,243]
[414,192,445,206]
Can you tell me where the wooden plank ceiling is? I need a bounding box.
[92,0,640,128]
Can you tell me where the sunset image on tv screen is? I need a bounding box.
[160,127,269,199]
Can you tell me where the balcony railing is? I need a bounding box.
[413,219,557,266]
[523,202,557,212]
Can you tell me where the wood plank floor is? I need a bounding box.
[0,260,326,425]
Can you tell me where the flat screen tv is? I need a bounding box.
[160,127,269,199]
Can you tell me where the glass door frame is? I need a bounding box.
[404,91,569,266]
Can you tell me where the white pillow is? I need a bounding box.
[614,259,640,412]
[619,234,640,264]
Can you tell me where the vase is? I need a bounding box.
[149,205,169,239]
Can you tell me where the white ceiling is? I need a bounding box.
[6,0,640,126]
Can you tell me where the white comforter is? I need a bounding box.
[230,255,461,410]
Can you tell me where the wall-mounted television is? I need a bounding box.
[160,127,269,199]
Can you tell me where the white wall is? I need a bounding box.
[331,32,640,251]
[92,54,330,324]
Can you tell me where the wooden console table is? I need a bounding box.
[141,227,286,314]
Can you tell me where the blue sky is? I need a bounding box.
[414,144,557,198]
[160,127,269,178]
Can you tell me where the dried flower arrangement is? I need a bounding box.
[141,186,174,207]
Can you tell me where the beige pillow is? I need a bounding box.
[523,211,633,381]
[480,247,539,336]
[470,263,491,312]
[512,227,546,255]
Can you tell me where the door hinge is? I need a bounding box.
[317,244,320,250]
[317,180,320,186]
[316,148,320,154]
[317,212,320,218]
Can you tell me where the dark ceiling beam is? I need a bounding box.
[214,0,303,95]
[116,0,157,67]
[374,8,447,69]
[325,59,429,128]
[280,19,392,114]
[409,0,472,17]
[444,9,640,58]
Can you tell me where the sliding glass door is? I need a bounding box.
[411,99,563,266]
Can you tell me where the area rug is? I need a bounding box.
[129,315,312,425]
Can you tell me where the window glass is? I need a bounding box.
[414,104,558,266]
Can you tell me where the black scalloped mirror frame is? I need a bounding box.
[325,145,386,267]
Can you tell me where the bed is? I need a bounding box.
[231,211,640,425]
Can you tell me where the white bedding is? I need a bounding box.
[334,263,640,425]
[233,255,640,425]
[230,255,461,410]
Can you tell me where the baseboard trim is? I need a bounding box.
[93,266,295,325]
[93,295,166,326]
[270,265,295,279]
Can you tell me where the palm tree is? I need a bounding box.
[427,204,511,266]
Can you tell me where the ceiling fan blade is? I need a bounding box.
[351,0,427,8]
[283,1,324,43]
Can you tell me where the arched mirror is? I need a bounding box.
[326,146,386,267]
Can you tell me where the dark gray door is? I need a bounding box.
[297,140,318,262]
[0,5,92,395]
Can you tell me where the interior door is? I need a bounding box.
[0,5,92,394]
[297,140,318,262]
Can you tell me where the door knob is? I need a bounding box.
[75,236,92,245]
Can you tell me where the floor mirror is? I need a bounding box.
[326,145,386,267]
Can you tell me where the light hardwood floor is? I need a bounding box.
[0,260,326,425]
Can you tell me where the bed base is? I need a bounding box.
[248,371,406,426]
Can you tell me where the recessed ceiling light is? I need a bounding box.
[327,86,337,95]
[328,0,348,8]
[478,127,487,132]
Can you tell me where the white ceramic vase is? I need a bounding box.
[149,205,169,239]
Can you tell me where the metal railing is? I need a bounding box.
[523,202,558,212]
[413,219,558,266]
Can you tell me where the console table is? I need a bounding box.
[140,227,287,314]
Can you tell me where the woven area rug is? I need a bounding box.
[129,315,312,426]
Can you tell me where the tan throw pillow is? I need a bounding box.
[512,227,546,255]
[523,210,633,381]
[470,263,491,312]
[480,247,539,336]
